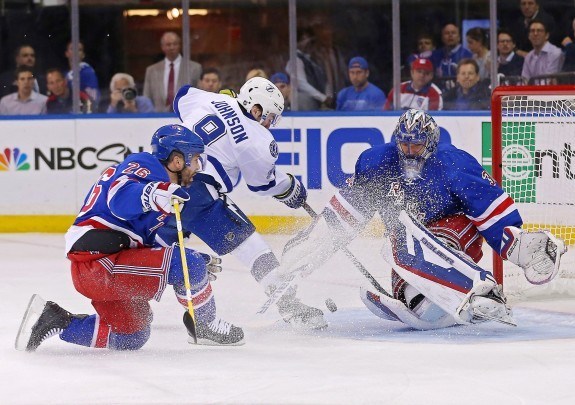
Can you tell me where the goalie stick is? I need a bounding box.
[302,203,391,298]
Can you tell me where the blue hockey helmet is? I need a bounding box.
[151,124,204,166]
[393,109,439,179]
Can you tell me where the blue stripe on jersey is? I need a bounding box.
[207,155,233,191]
[247,178,277,192]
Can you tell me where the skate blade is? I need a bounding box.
[190,337,246,346]
[15,294,47,351]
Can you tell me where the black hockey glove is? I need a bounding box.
[273,174,307,209]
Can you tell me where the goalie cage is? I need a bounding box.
[490,85,575,302]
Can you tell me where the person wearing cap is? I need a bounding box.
[270,72,292,110]
[384,57,443,111]
[336,56,386,111]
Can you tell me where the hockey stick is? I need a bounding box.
[302,202,392,298]
[172,198,197,343]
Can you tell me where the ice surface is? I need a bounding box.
[1,234,574,405]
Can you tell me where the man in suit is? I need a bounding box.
[144,31,202,113]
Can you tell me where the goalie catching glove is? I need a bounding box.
[141,182,190,215]
[501,226,567,285]
[273,174,307,209]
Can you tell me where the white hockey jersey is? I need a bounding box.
[174,86,291,196]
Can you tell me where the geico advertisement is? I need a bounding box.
[0,115,486,215]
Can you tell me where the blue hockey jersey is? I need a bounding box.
[327,142,523,254]
[65,152,172,253]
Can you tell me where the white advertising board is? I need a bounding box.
[0,113,490,217]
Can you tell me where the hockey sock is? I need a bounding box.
[169,248,216,324]
[108,328,150,350]
[60,314,109,348]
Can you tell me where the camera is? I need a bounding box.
[122,87,137,101]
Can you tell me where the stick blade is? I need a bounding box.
[183,311,197,344]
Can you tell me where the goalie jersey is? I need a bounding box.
[329,142,523,254]
[173,86,291,196]
[64,152,171,253]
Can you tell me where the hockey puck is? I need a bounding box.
[325,298,337,313]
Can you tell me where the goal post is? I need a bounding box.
[491,85,575,298]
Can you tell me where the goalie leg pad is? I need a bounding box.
[280,213,340,278]
[382,210,503,322]
[360,287,458,330]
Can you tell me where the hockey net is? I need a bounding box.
[491,86,575,301]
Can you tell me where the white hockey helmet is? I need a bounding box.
[237,77,284,127]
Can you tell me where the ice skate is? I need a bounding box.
[458,285,516,327]
[276,286,328,330]
[191,317,245,346]
[15,294,79,351]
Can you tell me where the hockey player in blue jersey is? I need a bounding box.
[281,109,566,329]
[16,124,245,351]
[155,77,326,329]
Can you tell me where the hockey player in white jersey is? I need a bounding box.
[280,109,566,330]
[156,77,327,329]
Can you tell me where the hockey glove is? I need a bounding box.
[219,88,237,98]
[273,174,307,209]
[199,252,222,281]
[501,226,567,285]
[141,182,190,215]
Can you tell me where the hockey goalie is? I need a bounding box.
[281,109,567,330]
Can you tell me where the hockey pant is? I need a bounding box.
[157,179,256,255]
[156,179,279,283]
[63,246,214,350]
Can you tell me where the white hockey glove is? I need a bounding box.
[199,253,222,281]
[273,174,307,209]
[141,182,190,215]
[501,226,567,285]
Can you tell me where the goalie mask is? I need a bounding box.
[237,77,284,128]
[393,109,440,179]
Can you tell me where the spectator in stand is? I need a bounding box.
[384,58,442,111]
[336,57,386,111]
[509,0,556,58]
[406,33,436,69]
[466,27,492,79]
[286,27,330,110]
[198,67,222,93]
[270,72,292,110]
[0,44,46,98]
[144,31,202,113]
[106,73,154,114]
[46,68,92,114]
[443,59,490,111]
[497,30,525,77]
[245,68,267,81]
[65,41,100,108]
[521,20,564,83]
[561,17,575,73]
[311,22,348,100]
[431,23,473,80]
[0,66,47,115]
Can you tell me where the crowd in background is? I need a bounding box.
[0,0,573,115]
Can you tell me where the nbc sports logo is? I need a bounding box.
[0,148,30,171]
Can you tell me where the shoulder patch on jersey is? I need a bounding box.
[269,140,279,158]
